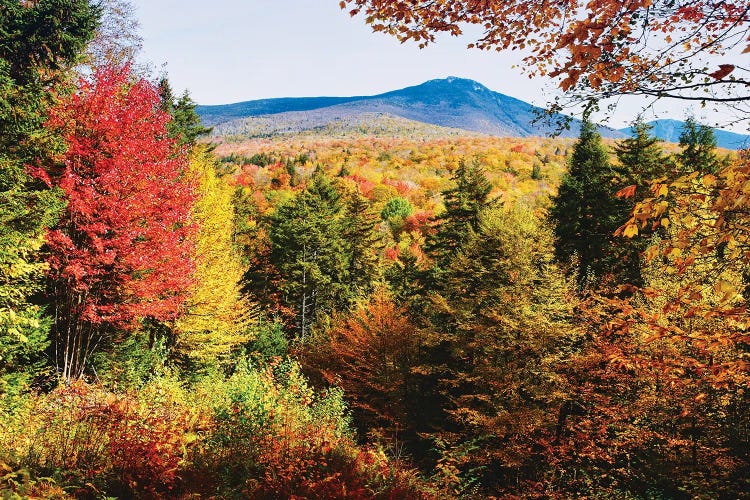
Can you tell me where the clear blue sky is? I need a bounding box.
[131,0,738,130]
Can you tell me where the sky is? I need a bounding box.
[130,0,743,131]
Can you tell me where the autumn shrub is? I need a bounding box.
[1,380,191,497]
[183,358,435,498]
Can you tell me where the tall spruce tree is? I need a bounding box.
[678,117,720,174]
[343,190,381,300]
[0,0,99,392]
[158,77,211,148]
[612,120,668,286]
[425,159,493,270]
[269,174,349,339]
[550,119,624,291]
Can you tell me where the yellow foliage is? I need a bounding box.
[176,146,255,364]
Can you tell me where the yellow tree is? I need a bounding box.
[175,146,254,365]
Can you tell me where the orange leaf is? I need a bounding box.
[616,184,637,198]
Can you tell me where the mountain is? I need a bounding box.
[197,77,623,140]
[619,119,749,150]
[197,78,749,148]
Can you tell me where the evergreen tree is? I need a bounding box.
[613,120,668,286]
[678,117,720,174]
[343,191,381,299]
[158,77,211,148]
[425,159,493,270]
[269,175,349,339]
[550,119,624,291]
[418,206,575,491]
[0,0,99,392]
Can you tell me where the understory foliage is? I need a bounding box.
[0,363,434,499]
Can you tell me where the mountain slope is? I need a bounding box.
[212,110,486,139]
[198,78,748,147]
[198,77,623,139]
[619,119,749,150]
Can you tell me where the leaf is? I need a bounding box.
[616,184,637,198]
[708,64,735,80]
[623,224,639,238]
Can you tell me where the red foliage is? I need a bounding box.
[38,66,196,329]
[383,178,412,195]
[346,175,376,197]
[32,382,190,497]
[384,247,400,261]
[403,211,433,234]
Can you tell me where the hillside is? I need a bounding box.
[199,78,750,148]
[213,110,487,141]
[199,77,624,140]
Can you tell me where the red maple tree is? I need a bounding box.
[35,65,197,379]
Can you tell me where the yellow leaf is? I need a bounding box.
[715,280,734,294]
[623,224,639,238]
[661,218,670,228]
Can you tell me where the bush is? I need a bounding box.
[0,362,435,498]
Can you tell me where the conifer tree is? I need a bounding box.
[0,0,99,391]
[175,146,254,367]
[425,159,493,270]
[612,120,668,286]
[419,206,575,490]
[158,77,211,148]
[550,119,624,291]
[343,191,381,299]
[678,117,720,174]
[269,175,348,338]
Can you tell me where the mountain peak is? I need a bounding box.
[425,76,489,91]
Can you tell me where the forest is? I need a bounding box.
[1,0,748,499]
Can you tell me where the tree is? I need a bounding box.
[550,119,625,291]
[425,159,493,270]
[158,77,212,149]
[0,0,99,392]
[612,119,669,286]
[269,175,349,338]
[84,0,142,68]
[419,206,577,494]
[678,117,721,174]
[174,146,254,367]
[380,196,413,237]
[37,65,196,380]
[340,0,749,117]
[311,288,421,442]
[342,190,381,299]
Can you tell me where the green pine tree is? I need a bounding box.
[425,158,493,270]
[158,77,212,148]
[678,117,720,174]
[550,119,625,291]
[269,174,349,339]
[343,191,382,300]
[612,119,668,286]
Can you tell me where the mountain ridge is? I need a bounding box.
[197,77,748,148]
